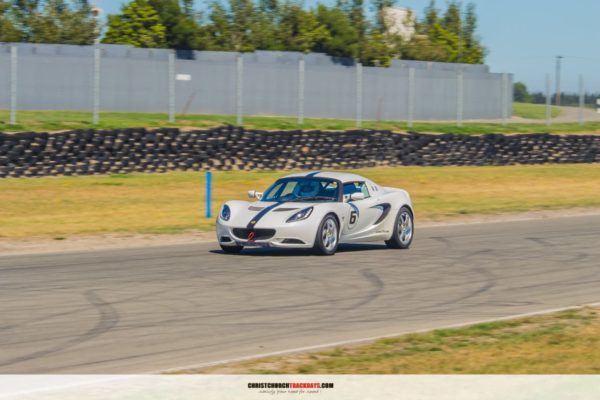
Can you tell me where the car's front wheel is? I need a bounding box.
[385,206,414,249]
[313,214,339,255]
[220,244,243,254]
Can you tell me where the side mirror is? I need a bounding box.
[248,190,263,200]
[350,192,365,201]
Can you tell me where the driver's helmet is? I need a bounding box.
[296,180,320,197]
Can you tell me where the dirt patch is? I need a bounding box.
[0,231,215,256]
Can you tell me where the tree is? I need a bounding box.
[513,82,530,102]
[360,31,393,66]
[147,0,205,50]
[371,0,393,33]
[460,3,484,63]
[204,1,231,50]
[314,4,359,59]
[0,0,22,41]
[6,0,97,44]
[181,0,194,17]
[251,0,279,50]
[442,1,460,36]
[251,11,278,50]
[27,0,97,45]
[204,0,266,52]
[405,1,484,64]
[9,0,39,40]
[277,4,330,52]
[423,0,438,33]
[228,0,258,51]
[433,22,460,61]
[102,0,167,48]
[350,0,366,37]
[529,91,546,104]
[204,0,259,51]
[3,0,487,67]
[258,0,278,14]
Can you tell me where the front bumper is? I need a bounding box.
[216,220,316,248]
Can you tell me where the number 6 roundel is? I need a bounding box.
[349,203,359,228]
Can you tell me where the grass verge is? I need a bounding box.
[180,306,600,374]
[1,164,600,239]
[1,109,599,135]
[512,102,560,119]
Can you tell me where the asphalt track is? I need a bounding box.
[1,214,599,373]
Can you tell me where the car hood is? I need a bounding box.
[227,201,324,227]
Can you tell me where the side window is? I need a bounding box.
[343,182,370,200]
[361,183,370,198]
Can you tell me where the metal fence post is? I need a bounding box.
[456,68,463,127]
[501,73,509,126]
[168,51,175,123]
[407,67,415,129]
[93,46,101,125]
[9,45,17,125]
[298,57,305,125]
[356,62,362,128]
[578,74,584,126]
[205,170,212,218]
[545,74,551,126]
[236,54,243,126]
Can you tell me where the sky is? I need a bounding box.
[95,0,600,93]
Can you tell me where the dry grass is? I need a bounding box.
[183,307,600,374]
[1,164,600,239]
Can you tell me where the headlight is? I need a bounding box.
[220,205,231,221]
[286,207,313,223]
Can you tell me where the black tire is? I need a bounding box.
[385,206,414,249]
[220,244,244,254]
[313,214,339,256]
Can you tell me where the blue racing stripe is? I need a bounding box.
[247,202,282,229]
[305,171,321,177]
[371,203,391,225]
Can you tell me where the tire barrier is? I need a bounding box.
[0,126,599,178]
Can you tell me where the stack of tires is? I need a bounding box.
[0,126,599,178]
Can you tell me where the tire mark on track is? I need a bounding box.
[0,290,119,368]
[430,237,453,249]
[526,237,554,247]
[344,269,385,311]
[397,249,498,316]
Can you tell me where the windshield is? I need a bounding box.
[261,178,340,203]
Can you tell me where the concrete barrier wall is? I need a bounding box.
[0,127,598,178]
[0,43,512,121]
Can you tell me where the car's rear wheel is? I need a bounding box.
[313,214,339,255]
[385,206,413,249]
[220,244,243,254]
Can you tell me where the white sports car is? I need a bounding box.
[216,171,414,255]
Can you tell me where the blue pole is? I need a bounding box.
[205,171,212,218]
